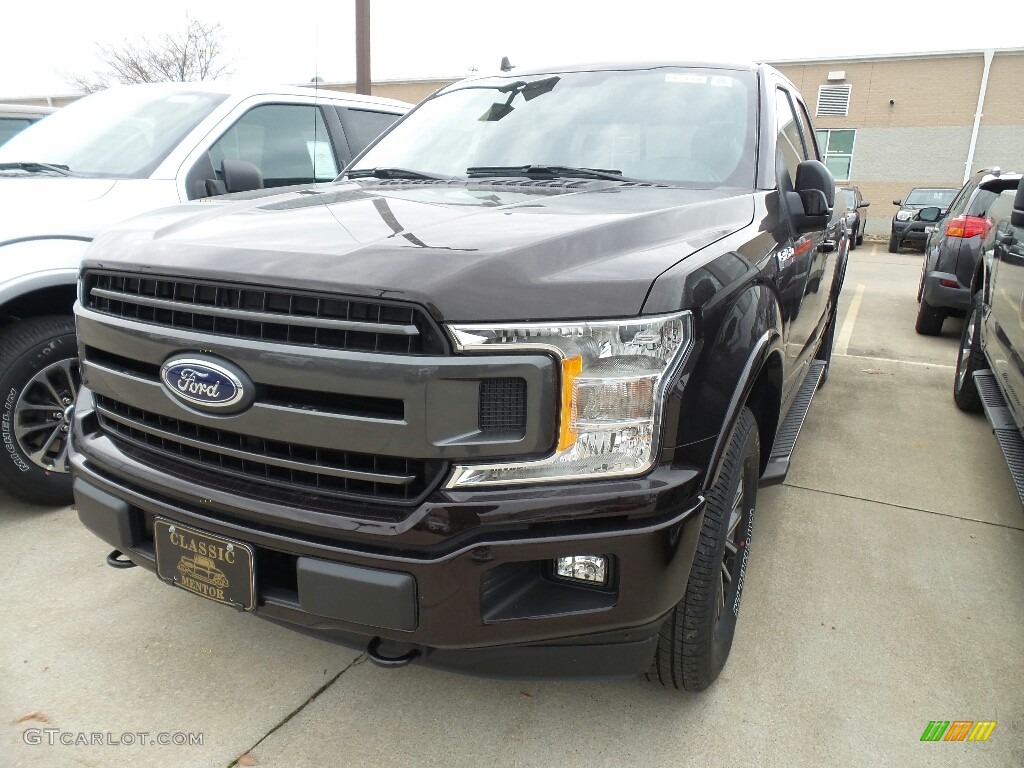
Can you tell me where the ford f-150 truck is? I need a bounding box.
[70,62,847,691]
[0,83,408,505]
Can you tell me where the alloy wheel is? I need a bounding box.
[957,309,977,392]
[718,481,747,622]
[13,358,80,473]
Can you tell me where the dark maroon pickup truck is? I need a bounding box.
[70,61,847,692]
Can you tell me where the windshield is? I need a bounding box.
[351,68,757,187]
[0,87,226,178]
[905,188,958,207]
[841,189,857,206]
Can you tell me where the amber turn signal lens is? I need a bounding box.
[557,355,583,451]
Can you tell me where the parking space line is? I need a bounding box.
[835,353,955,370]
[782,482,1024,532]
[835,283,865,355]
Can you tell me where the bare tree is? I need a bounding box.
[65,15,232,93]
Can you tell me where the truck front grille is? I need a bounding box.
[93,395,444,511]
[81,270,447,355]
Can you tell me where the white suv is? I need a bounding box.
[0,83,409,505]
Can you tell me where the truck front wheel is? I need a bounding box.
[0,316,79,506]
[649,406,760,692]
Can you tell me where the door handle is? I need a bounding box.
[818,240,836,253]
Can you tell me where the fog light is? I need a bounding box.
[555,555,608,585]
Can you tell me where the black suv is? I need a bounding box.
[889,187,959,253]
[839,185,869,250]
[915,169,1021,335]
[954,182,1024,504]
[70,62,846,691]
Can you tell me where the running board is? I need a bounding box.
[761,360,827,486]
[973,369,1024,507]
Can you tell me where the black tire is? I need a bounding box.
[856,228,864,246]
[915,297,945,336]
[649,406,759,692]
[849,232,856,251]
[888,232,899,253]
[954,293,985,413]
[0,316,79,506]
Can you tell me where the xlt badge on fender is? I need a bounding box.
[159,355,253,414]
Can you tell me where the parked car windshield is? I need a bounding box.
[905,188,958,207]
[840,189,857,206]
[0,87,226,178]
[351,67,757,188]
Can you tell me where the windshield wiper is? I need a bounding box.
[466,165,643,183]
[346,167,446,181]
[0,162,73,176]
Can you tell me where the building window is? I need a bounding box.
[815,128,856,181]
[816,84,852,116]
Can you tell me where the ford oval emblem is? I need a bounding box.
[159,356,253,414]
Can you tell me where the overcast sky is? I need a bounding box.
[3,0,1023,99]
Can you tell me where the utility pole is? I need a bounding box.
[355,0,371,95]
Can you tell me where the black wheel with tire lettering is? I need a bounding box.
[0,317,79,506]
[953,292,985,413]
[647,406,759,692]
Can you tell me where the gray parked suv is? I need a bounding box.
[915,169,1021,335]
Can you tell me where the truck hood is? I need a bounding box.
[86,180,755,322]
[0,177,187,249]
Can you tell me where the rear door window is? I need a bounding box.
[943,184,974,217]
[339,109,401,157]
[774,89,803,188]
[986,188,1018,227]
[966,189,1000,218]
[0,117,32,146]
[793,101,820,161]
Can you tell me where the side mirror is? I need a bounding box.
[1012,184,1024,228]
[787,159,834,233]
[859,201,870,208]
[222,159,264,194]
[918,206,942,223]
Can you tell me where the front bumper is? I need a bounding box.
[892,219,929,243]
[922,271,970,312]
[70,389,706,679]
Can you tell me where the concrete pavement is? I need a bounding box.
[2,245,1022,767]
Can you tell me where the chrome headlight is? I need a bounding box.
[445,312,692,488]
[895,210,913,221]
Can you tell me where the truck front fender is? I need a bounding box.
[662,272,784,492]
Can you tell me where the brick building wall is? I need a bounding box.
[775,49,1023,236]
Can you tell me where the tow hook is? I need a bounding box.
[106,549,137,569]
[366,637,420,668]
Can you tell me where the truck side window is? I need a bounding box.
[793,101,820,161]
[208,104,338,188]
[339,109,402,157]
[775,89,803,189]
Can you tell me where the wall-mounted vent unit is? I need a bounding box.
[827,71,846,81]
[817,84,852,117]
